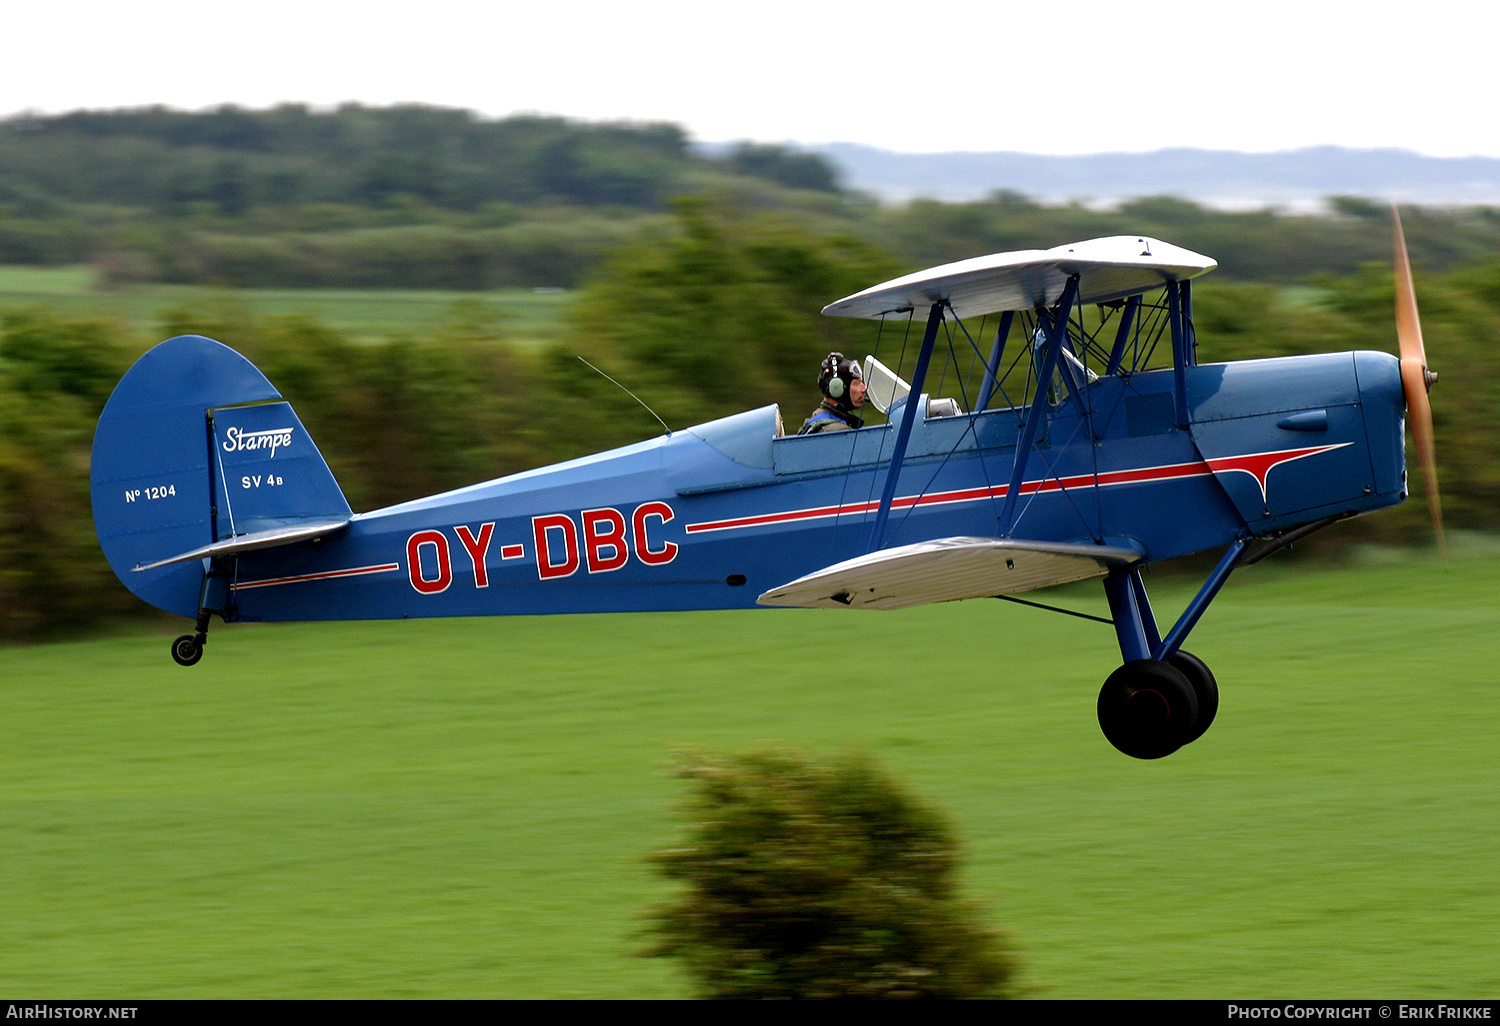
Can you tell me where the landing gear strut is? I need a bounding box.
[1098,554,1243,759]
[170,563,231,667]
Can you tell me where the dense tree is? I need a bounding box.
[0,312,136,637]
[0,105,824,215]
[0,105,854,287]
[722,142,841,193]
[570,198,902,430]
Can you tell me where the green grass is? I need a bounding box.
[2,555,1498,998]
[1274,285,1333,310]
[0,265,101,294]
[0,266,571,347]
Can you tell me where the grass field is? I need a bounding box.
[2,553,1498,998]
[0,265,571,347]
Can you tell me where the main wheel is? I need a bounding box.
[1097,659,1199,759]
[1167,650,1219,744]
[171,634,203,667]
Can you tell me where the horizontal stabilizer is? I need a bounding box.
[133,519,351,572]
[756,536,1141,610]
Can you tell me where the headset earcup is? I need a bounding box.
[828,376,844,398]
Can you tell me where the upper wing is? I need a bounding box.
[756,536,1142,610]
[821,236,1216,321]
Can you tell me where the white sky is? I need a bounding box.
[5,0,1496,157]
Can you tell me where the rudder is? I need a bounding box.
[91,335,351,618]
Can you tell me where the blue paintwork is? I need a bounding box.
[91,336,283,618]
[1104,569,1152,663]
[91,299,1411,664]
[210,400,351,536]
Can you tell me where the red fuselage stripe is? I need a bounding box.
[683,458,1216,534]
[1203,443,1350,500]
[234,562,401,590]
[682,445,1344,535]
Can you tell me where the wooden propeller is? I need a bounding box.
[1392,205,1446,560]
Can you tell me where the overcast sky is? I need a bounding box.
[6,0,1494,157]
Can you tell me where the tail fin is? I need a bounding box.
[91,335,351,618]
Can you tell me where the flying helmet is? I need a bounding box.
[818,352,863,405]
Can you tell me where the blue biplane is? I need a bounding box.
[90,219,1442,759]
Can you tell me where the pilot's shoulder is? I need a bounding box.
[799,409,852,434]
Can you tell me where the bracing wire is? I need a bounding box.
[968,314,988,405]
[894,308,914,382]
[994,594,1113,626]
[879,302,992,543]
[827,312,891,548]
[934,317,950,399]
[856,308,918,534]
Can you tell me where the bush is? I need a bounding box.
[646,748,1015,999]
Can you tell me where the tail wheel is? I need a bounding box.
[1167,650,1219,744]
[1097,659,1199,760]
[171,635,203,667]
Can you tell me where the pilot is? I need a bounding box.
[798,353,867,434]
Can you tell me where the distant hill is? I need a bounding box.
[8,108,1500,289]
[803,144,1500,208]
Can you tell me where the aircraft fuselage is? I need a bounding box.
[216,349,1406,624]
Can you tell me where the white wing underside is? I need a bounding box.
[821,236,1216,321]
[756,536,1143,611]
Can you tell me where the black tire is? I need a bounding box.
[1167,650,1219,744]
[1097,659,1199,760]
[171,635,203,667]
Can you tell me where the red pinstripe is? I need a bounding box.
[684,446,1346,535]
[235,562,401,591]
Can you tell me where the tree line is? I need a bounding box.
[6,105,1500,289]
[0,105,844,287]
[0,104,837,211]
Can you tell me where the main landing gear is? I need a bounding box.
[1096,651,1219,760]
[1097,552,1239,760]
